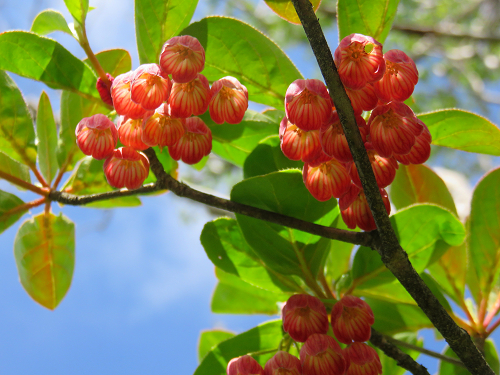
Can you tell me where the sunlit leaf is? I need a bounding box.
[264,0,321,25]
[14,212,75,310]
[337,0,399,43]
[194,320,283,375]
[198,330,235,363]
[135,0,198,64]
[0,190,25,235]
[31,9,73,37]
[36,92,59,183]
[0,32,98,100]
[419,109,500,156]
[64,0,89,25]
[181,17,303,109]
[0,70,37,165]
[0,152,31,185]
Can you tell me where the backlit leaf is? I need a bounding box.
[198,330,235,363]
[36,92,59,183]
[14,212,75,310]
[30,9,73,37]
[264,0,321,25]
[181,17,303,109]
[0,152,31,185]
[0,190,25,235]
[63,0,89,25]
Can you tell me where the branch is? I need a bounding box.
[0,170,49,196]
[48,148,373,248]
[370,329,430,375]
[290,1,493,374]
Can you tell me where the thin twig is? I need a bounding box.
[0,170,49,196]
[290,1,493,374]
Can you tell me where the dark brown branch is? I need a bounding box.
[370,329,430,375]
[320,7,500,43]
[290,1,493,374]
[48,148,373,247]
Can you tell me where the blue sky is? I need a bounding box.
[0,0,499,374]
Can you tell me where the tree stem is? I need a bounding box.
[0,170,49,196]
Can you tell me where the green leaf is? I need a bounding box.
[194,320,283,375]
[0,70,37,165]
[337,0,400,43]
[198,330,235,363]
[324,217,355,284]
[468,168,500,300]
[211,268,287,315]
[36,92,59,183]
[0,190,25,235]
[365,297,432,334]
[377,332,423,375]
[181,17,303,109]
[0,31,98,100]
[93,49,132,78]
[62,157,141,208]
[243,135,303,179]
[264,0,321,25]
[419,109,500,156]
[30,10,73,37]
[391,164,457,215]
[201,218,299,293]
[439,340,499,374]
[201,110,280,167]
[351,204,465,288]
[14,212,75,310]
[0,152,31,185]
[135,0,198,64]
[231,170,338,278]
[64,0,89,25]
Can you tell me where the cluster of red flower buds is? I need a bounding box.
[280,33,431,231]
[226,294,381,375]
[76,35,249,190]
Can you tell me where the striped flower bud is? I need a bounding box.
[103,147,150,190]
[345,342,382,375]
[141,103,186,151]
[168,117,212,164]
[227,355,264,375]
[348,143,399,188]
[117,116,149,151]
[209,76,249,124]
[279,116,322,162]
[111,71,151,119]
[300,334,349,375]
[96,73,114,106]
[160,35,205,83]
[169,73,211,118]
[282,294,329,342]
[264,352,301,375]
[130,63,171,110]
[394,121,432,165]
[331,295,375,344]
[303,155,351,201]
[75,114,118,160]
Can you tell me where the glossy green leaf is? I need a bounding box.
[419,109,500,155]
[378,332,423,375]
[439,340,499,375]
[352,204,465,288]
[30,10,73,36]
[62,157,141,208]
[0,70,37,165]
[264,0,321,25]
[391,164,457,214]
[194,320,283,375]
[0,32,98,100]
[36,92,59,183]
[181,17,303,109]
[201,218,299,293]
[468,168,500,299]
[135,0,198,64]
[57,49,131,171]
[365,297,432,334]
[0,152,31,185]
[231,170,338,277]
[337,0,399,43]
[211,268,287,315]
[324,216,355,284]
[0,190,25,235]
[14,212,75,310]
[243,135,303,179]
[64,0,89,25]
[201,110,279,167]
[198,330,235,363]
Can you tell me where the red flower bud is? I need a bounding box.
[75,114,118,160]
[374,49,418,103]
[303,156,351,201]
[300,334,349,375]
[130,63,171,110]
[103,147,150,190]
[282,294,329,342]
[142,103,186,151]
[111,71,151,119]
[159,35,205,83]
[96,73,114,106]
[344,342,382,375]
[227,355,264,375]
[348,143,399,188]
[285,79,332,131]
[264,351,301,375]
[169,73,211,118]
[346,84,378,115]
[279,116,322,162]
[168,117,212,164]
[209,76,249,124]
[334,34,385,90]
[331,295,375,344]
[117,116,149,151]
[394,121,432,165]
